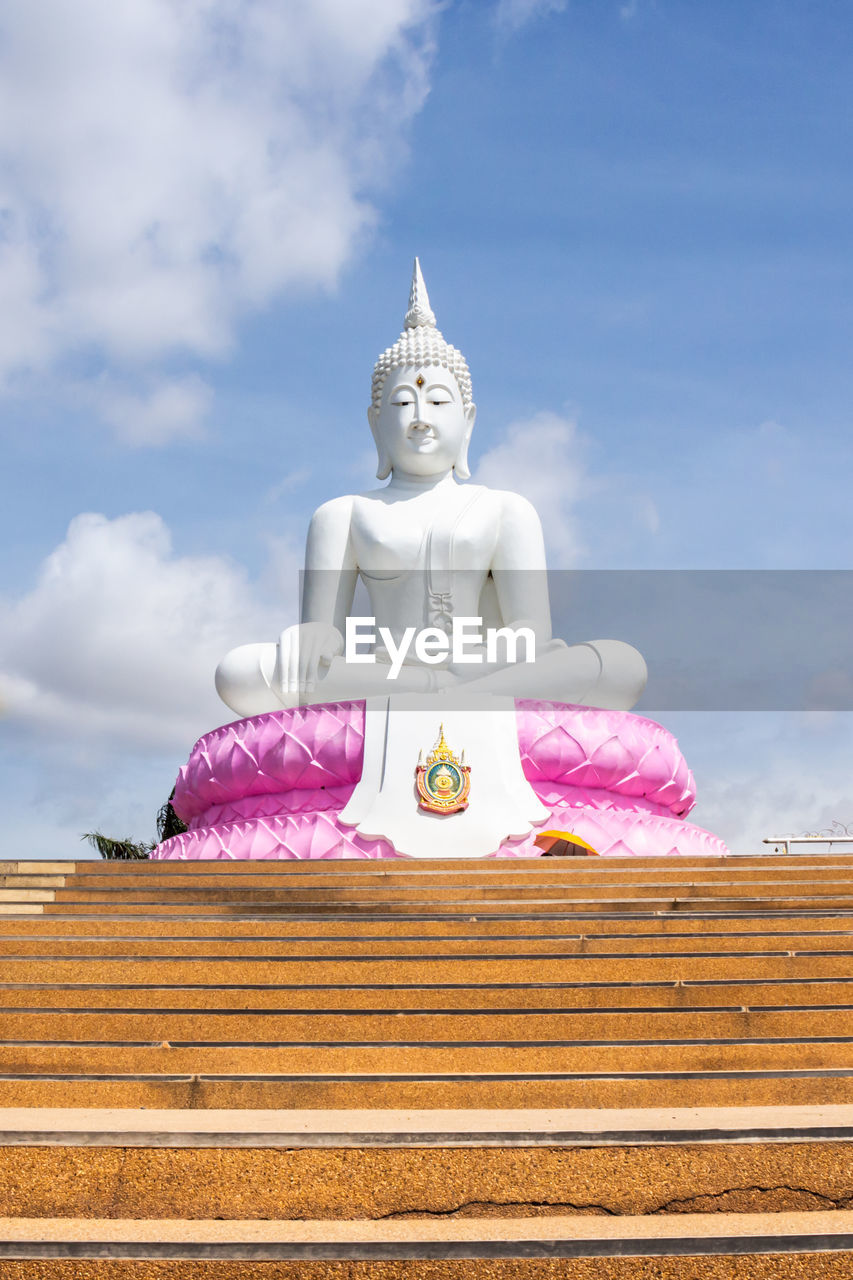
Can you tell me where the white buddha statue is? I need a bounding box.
[216,260,646,719]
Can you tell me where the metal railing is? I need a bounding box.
[763,822,853,855]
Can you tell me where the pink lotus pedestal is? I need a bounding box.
[154,699,728,860]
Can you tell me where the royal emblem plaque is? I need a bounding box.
[415,725,471,815]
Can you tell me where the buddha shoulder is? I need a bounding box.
[478,489,547,565]
[488,488,545,534]
[305,495,356,565]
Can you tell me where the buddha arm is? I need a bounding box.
[277,496,358,696]
[489,492,554,640]
[302,495,358,631]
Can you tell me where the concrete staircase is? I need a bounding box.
[2,853,853,1276]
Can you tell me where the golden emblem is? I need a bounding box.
[415,724,471,814]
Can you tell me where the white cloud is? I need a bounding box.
[669,711,853,855]
[697,759,853,856]
[636,494,660,535]
[0,507,304,857]
[0,0,438,441]
[0,510,296,749]
[87,374,213,445]
[473,411,585,565]
[472,409,666,568]
[494,0,567,32]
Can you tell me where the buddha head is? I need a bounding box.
[368,259,476,481]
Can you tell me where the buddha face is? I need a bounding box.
[368,364,476,481]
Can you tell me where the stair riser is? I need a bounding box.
[0,1009,850,1043]
[5,937,853,958]
[41,889,853,909]
[2,916,850,936]
[0,1075,852,1111]
[5,980,853,1010]
[1,1252,853,1277]
[25,899,853,917]
[0,1142,851,1220]
[2,957,853,985]
[52,871,853,889]
[2,1041,851,1075]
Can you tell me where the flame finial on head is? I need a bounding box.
[405,257,436,329]
[371,257,473,415]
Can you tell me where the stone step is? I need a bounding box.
[3,1008,853,1051]
[9,856,853,906]
[45,882,845,909]
[2,1212,853,1273]
[78,869,838,884]
[0,1108,852,1230]
[0,920,842,943]
[2,953,853,985]
[0,892,56,903]
[0,865,69,876]
[2,853,851,1276]
[7,1101,852,1142]
[2,1068,853,1112]
[7,978,853,1009]
[46,865,853,885]
[43,854,853,872]
[3,914,851,936]
[5,931,853,956]
[0,878,66,890]
[44,880,853,903]
[3,1040,852,1078]
[19,896,853,916]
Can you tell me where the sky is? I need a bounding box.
[1,0,851,857]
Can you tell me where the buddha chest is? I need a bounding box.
[350,485,500,572]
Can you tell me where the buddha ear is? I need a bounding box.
[453,402,476,481]
[367,405,392,480]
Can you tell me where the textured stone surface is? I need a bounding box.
[38,869,853,891]
[1,1073,853,1112]
[2,1258,853,1278]
[61,854,853,872]
[1,909,852,933]
[89,918,843,936]
[2,1259,853,1279]
[4,952,853,985]
[2,1039,853,1079]
[6,976,853,1005]
[58,882,829,903]
[32,899,853,917]
[0,1144,852,1219]
[2,1007,853,1044]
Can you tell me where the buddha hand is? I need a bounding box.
[275,622,344,697]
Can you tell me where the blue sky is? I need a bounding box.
[1,0,851,856]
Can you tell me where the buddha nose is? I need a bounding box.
[413,387,431,425]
